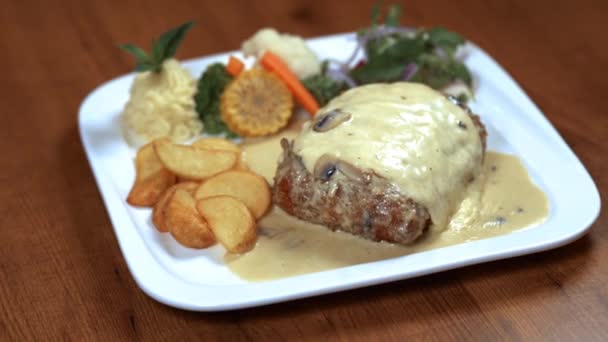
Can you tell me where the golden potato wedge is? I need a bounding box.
[127,141,176,207]
[194,170,271,219]
[165,189,216,248]
[154,139,237,180]
[152,181,199,232]
[192,138,247,170]
[192,138,240,153]
[196,196,256,254]
[176,181,199,195]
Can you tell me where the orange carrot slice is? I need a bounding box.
[226,56,245,77]
[260,51,319,116]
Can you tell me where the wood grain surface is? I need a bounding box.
[1,0,606,340]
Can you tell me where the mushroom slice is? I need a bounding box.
[313,154,371,184]
[313,154,339,181]
[313,109,352,132]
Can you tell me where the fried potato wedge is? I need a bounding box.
[165,189,215,248]
[192,138,247,170]
[176,181,200,195]
[192,138,240,153]
[196,196,256,254]
[154,139,237,180]
[194,170,271,219]
[127,141,176,207]
[152,182,199,232]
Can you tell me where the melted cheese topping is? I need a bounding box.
[293,83,484,229]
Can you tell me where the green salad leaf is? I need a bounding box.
[346,3,471,97]
[384,3,402,27]
[302,62,349,106]
[427,27,465,57]
[353,36,426,83]
[411,53,472,89]
[120,21,195,73]
[194,63,237,137]
[370,2,382,26]
[367,2,402,28]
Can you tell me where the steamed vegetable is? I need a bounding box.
[194,64,237,136]
[120,22,195,73]
[260,51,320,116]
[220,68,294,137]
[242,28,321,78]
[302,62,349,106]
[226,56,245,77]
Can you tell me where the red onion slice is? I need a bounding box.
[327,68,357,88]
[401,63,418,81]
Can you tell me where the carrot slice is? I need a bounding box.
[259,51,319,116]
[226,56,245,77]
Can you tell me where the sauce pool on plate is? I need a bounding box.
[230,130,549,281]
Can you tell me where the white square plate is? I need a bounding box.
[79,33,600,311]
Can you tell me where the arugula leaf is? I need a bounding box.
[448,61,472,86]
[120,21,195,73]
[365,35,398,60]
[370,35,426,63]
[350,61,407,84]
[384,3,402,26]
[368,1,401,27]
[354,35,426,83]
[427,27,465,57]
[412,54,472,88]
[194,63,237,136]
[308,3,475,104]
[370,1,383,25]
[456,93,469,103]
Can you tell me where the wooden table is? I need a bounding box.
[1,0,606,340]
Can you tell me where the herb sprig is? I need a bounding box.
[120,22,195,73]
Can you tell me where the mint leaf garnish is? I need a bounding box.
[120,21,195,73]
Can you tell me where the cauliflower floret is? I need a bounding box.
[242,28,321,79]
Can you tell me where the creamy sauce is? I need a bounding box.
[234,133,549,281]
[294,83,483,229]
